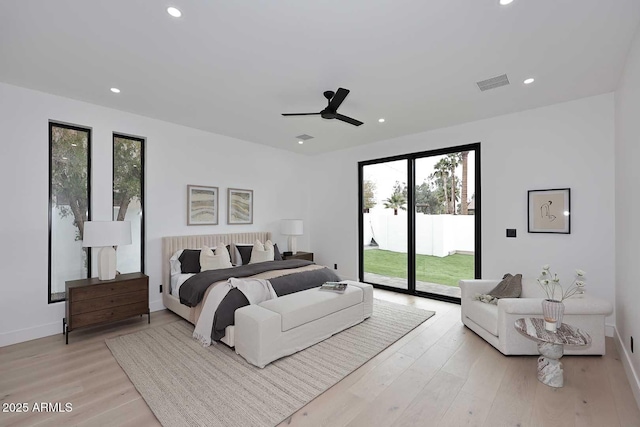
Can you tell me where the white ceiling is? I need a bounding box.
[1,1,639,155]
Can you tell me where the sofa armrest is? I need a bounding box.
[498,294,613,316]
[459,280,500,300]
[497,297,544,314]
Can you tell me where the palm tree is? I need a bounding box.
[433,158,451,213]
[446,153,461,215]
[383,193,407,215]
[461,151,469,214]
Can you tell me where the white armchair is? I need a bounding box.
[459,279,613,355]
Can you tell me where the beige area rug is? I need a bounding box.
[106,299,435,427]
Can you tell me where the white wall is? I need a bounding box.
[364,213,475,257]
[0,82,311,347]
[309,94,616,329]
[615,25,640,406]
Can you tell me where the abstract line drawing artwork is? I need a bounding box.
[528,188,570,234]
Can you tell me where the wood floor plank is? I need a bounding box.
[1,295,638,427]
[603,339,640,427]
[437,390,492,427]
[482,356,538,427]
[458,344,508,402]
[570,356,621,427]
[346,343,460,427]
[391,371,465,427]
[349,351,416,401]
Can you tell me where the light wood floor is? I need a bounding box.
[1,290,638,427]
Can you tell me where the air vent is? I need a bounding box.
[295,134,314,141]
[476,74,510,92]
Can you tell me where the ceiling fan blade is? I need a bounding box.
[281,112,321,116]
[328,88,350,111]
[335,113,363,126]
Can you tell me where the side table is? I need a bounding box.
[514,317,591,388]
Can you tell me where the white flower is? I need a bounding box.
[541,270,548,276]
[576,269,586,277]
[543,265,550,270]
[576,281,585,287]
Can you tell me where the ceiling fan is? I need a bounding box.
[282,87,363,126]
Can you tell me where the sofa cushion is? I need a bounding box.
[465,300,499,336]
[259,285,363,331]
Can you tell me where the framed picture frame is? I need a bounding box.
[528,188,571,234]
[187,185,218,225]
[227,188,253,224]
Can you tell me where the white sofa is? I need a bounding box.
[234,280,373,368]
[460,279,613,355]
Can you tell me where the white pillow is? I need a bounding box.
[249,239,275,264]
[200,245,232,271]
[169,250,184,276]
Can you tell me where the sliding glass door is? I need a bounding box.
[359,144,481,302]
[362,159,408,290]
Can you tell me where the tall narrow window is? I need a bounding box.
[113,134,145,273]
[49,122,91,303]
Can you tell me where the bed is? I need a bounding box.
[161,232,338,347]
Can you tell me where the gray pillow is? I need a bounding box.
[488,273,522,299]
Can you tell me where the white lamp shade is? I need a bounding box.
[280,219,303,236]
[82,221,132,247]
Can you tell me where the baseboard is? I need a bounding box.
[606,323,615,337]
[0,321,62,348]
[614,327,640,409]
[150,299,166,312]
[1,302,167,348]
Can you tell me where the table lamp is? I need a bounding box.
[82,221,132,280]
[280,219,303,255]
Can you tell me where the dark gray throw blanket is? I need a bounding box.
[179,259,314,307]
[211,267,341,341]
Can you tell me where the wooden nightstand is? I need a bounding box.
[64,272,150,344]
[282,251,314,261]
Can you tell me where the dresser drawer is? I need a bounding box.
[71,290,148,315]
[70,279,147,301]
[71,301,148,329]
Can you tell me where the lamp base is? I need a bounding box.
[98,246,117,280]
[288,236,298,255]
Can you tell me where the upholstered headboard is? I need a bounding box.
[161,231,272,295]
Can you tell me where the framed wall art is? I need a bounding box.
[187,185,218,225]
[227,188,253,224]
[528,188,570,234]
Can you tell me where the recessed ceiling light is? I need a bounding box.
[524,78,535,85]
[499,0,514,5]
[378,118,385,123]
[167,7,182,17]
[298,140,304,145]
[110,87,121,93]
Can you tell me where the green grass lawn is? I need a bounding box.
[364,249,474,287]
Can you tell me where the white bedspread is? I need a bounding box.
[193,277,277,347]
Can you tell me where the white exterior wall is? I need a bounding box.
[364,213,475,257]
